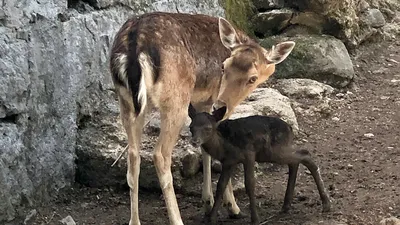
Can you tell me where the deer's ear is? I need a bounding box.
[188,103,197,119]
[218,17,241,50]
[212,106,227,123]
[265,41,295,64]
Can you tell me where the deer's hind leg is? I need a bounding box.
[118,88,146,225]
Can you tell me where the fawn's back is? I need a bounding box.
[218,115,294,161]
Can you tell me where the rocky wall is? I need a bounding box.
[0,0,224,223]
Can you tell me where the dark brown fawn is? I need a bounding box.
[109,11,295,225]
[188,104,331,225]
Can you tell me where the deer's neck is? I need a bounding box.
[202,132,225,161]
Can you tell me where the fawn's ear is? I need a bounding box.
[188,103,197,119]
[219,17,241,50]
[212,106,227,122]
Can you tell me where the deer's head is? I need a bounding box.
[214,18,295,120]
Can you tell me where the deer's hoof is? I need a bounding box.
[229,211,247,219]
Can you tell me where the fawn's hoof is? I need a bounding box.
[322,202,331,212]
[202,199,214,214]
[280,205,291,214]
[228,211,247,219]
[203,214,217,225]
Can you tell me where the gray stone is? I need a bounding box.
[88,0,224,17]
[260,35,355,88]
[252,9,293,36]
[60,215,76,225]
[252,0,285,10]
[274,78,335,99]
[379,217,400,225]
[180,146,202,178]
[362,8,386,28]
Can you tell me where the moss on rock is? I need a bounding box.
[221,0,255,35]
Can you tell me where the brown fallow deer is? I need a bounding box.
[109,12,295,225]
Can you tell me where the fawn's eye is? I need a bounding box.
[248,76,258,84]
[204,127,212,132]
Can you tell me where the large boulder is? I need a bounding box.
[0,0,225,223]
[260,35,355,88]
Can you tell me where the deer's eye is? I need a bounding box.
[248,76,258,84]
[221,64,224,74]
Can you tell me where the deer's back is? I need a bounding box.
[111,12,236,87]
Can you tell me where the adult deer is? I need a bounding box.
[109,12,295,225]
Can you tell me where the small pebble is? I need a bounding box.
[388,147,394,150]
[364,133,374,138]
[347,164,354,169]
[387,58,399,64]
[380,96,390,100]
[389,206,393,210]
[332,117,340,121]
[60,215,76,225]
[336,93,345,98]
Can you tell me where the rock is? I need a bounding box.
[289,12,328,34]
[303,220,348,225]
[0,1,225,224]
[23,209,37,225]
[274,78,335,99]
[380,217,400,225]
[252,9,294,36]
[363,133,375,138]
[60,215,76,225]
[180,147,202,178]
[252,0,285,10]
[235,0,400,48]
[231,88,299,135]
[260,35,355,87]
[361,8,386,28]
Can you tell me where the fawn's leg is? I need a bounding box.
[153,108,188,225]
[301,158,331,212]
[281,163,299,213]
[118,94,146,225]
[223,178,244,218]
[208,164,234,225]
[201,150,214,213]
[244,158,259,225]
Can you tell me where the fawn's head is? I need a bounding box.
[214,18,295,120]
[188,104,227,148]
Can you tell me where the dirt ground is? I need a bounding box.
[28,39,400,225]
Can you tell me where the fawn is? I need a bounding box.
[188,104,331,225]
